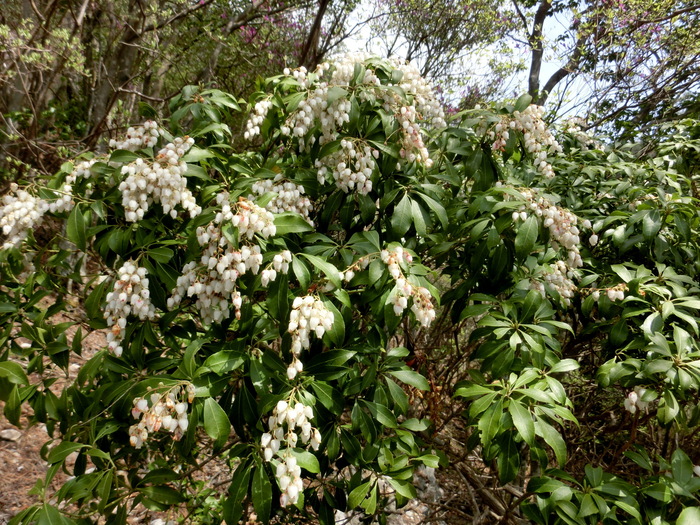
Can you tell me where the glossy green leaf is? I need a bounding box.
[66,205,87,252]
[274,213,313,235]
[300,253,342,289]
[290,449,320,474]
[0,361,29,385]
[534,419,566,466]
[508,400,535,446]
[677,507,700,525]
[203,398,231,447]
[391,193,412,237]
[252,465,272,523]
[514,215,538,259]
[388,369,429,390]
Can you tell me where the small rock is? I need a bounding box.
[0,428,22,441]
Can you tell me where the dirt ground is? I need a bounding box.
[0,318,108,524]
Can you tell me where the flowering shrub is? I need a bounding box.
[1,60,700,525]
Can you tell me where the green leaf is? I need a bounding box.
[478,399,503,448]
[348,481,371,509]
[454,384,494,399]
[400,418,430,431]
[0,303,18,313]
[642,209,661,240]
[411,199,427,236]
[496,432,520,484]
[326,86,349,106]
[388,478,417,499]
[624,449,653,471]
[414,192,448,228]
[109,150,139,164]
[549,359,580,374]
[611,264,634,283]
[224,461,252,525]
[678,507,700,525]
[4,385,21,426]
[367,139,399,158]
[320,298,344,346]
[360,400,397,428]
[671,449,693,484]
[0,362,29,385]
[291,256,310,291]
[391,194,412,237]
[182,147,215,162]
[66,205,87,252]
[274,213,313,235]
[252,465,272,523]
[388,369,429,390]
[514,215,538,259]
[290,449,320,474]
[508,400,535,446]
[37,504,71,525]
[146,247,174,263]
[139,486,184,505]
[300,254,342,289]
[385,377,408,414]
[577,494,598,518]
[513,93,533,112]
[203,398,231,448]
[47,442,89,464]
[312,382,344,413]
[644,482,672,502]
[658,390,679,424]
[97,470,113,512]
[534,419,566,466]
[319,140,342,159]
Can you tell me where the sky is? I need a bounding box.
[340,1,594,121]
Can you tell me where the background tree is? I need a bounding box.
[510,0,700,132]
[356,0,519,106]
[0,0,314,177]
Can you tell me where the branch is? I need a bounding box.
[122,0,217,44]
[510,0,530,36]
[298,0,331,68]
[527,0,552,98]
[539,33,587,104]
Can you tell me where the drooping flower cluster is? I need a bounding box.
[244,53,446,195]
[287,295,334,380]
[560,117,599,149]
[623,386,649,414]
[513,188,584,269]
[167,194,283,325]
[104,261,156,357]
[381,246,436,327]
[261,250,293,287]
[129,382,196,448]
[109,120,161,150]
[490,105,562,178]
[509,188,588,306]
[48,159,97,214]
[0,183,49,249]
[249,174,314,225]
[529,260,577,306]
[587,282,627,303]
[315,139,378,194]
[118,136,201,221]
[243,99,273,140]
[261,399,321,506]
[396,104,432,167]
[233,196,277,240]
